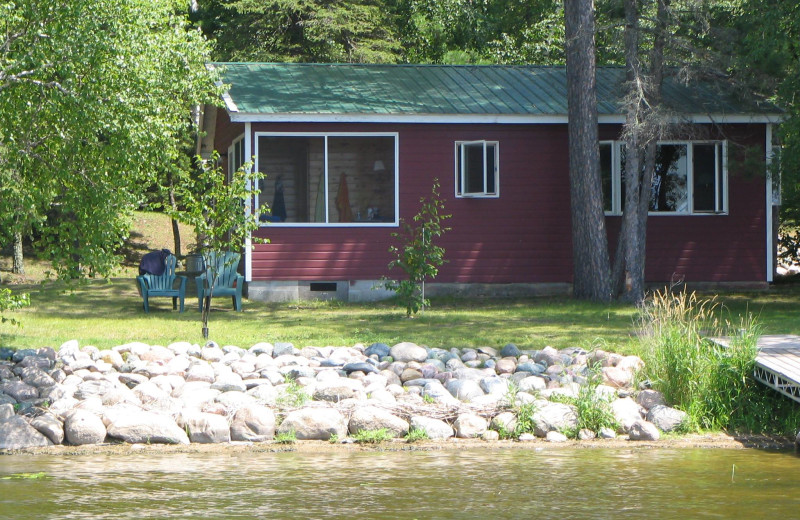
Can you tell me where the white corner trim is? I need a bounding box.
[245,122,253,282]
[766,123,774,283]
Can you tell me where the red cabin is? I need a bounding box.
[200,64,780,301]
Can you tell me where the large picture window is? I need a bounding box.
[600,141,727,215]
[455,140,499,197]
[254,133,398,226]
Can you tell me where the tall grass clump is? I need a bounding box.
[638,289,765,431]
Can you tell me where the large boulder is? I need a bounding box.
[628,420,660,441]
[313,379,364,403]
[453,413,488,438]
[533,401,578,437]
[2,381,38,402]
[646,405,688,433]
[106,411,189,444]
[348,406,409,438]
[445,379,485,402]
[180,411,231,444]
[277,408,347,440]
[635,389,667,410]
[0,416,53,450]
[611,398,645,433]
[230,404,276,442]
[390,342,428,363]
[65,410,107,445]
[30,414,65,445]
[409,416,454,440]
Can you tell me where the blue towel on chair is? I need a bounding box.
[139,249,172,276]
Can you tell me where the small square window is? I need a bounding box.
[456,141,499,197]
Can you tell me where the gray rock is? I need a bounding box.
[636,389,667,410]
[0,347,14,361]
[516,362,546,375]
[247,384,279,406]
[250,342,274,357]
[179,387,221,410]
[118,373,149,388]
[74,379,117,400]
[0,415,53,449]
[390,342,428,363]
[279,365,316,380]
[30,414,64,445]
[348,406,409,437]
[313,379,364,402]
[272,342,296,357]
[546,431,568,442]
[11,349,37,363]
[482,429,500,441]
[454,413,487,438]
[518,376,547,393]
[518,433,536,442]
[533,401,578,437]
[214,391,256,412]
[343,362,379,375]
[19,367,56,388]
[494,358,516,375]
[65,410,107,445]
[628,419,661,441]
[2,381,38,402]
[230,404,275,442]
[181,410,231,443]
[534,347,563,367]
[500,344,521,358]
[445,379,485,402]
[211,373,247,393]
[480,375,509,395]
[107,411,189,444]
[611,398,645,433]
[490,411,517,434]
[578,428,596,440]
[646,405,687,432]
[201,346,224,362]
[409,416,454,440]
[365,343,391,359]
[277,408,347,441]
[599,427,617,439]
[422,381,460,405]
[0,403,14,422]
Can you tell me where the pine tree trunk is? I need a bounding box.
[12,229,24,276]
[168,173,182,256]
[564,0,612,302]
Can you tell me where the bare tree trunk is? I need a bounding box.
[168,172,182,256]
[564,0,612,302]
[12,229,24,276]
[613,0,669,303]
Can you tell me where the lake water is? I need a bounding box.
[1,447,799,519]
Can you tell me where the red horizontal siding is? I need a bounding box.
[242,121,767,285]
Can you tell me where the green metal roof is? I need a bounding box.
[215,63,780,122]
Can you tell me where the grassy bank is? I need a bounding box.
[0,280,638,351]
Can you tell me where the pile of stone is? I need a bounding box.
[0,340,687,450]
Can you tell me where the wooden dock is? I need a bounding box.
[715,334,800,404]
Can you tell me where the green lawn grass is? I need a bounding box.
[4,278,800,354]
[0,279,642,351]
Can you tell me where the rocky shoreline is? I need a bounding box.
[0,340,711,451]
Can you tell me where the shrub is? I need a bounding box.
[637,288,799,432]
[405,427,429,443]
[274,430,296,444]
[353,428,393,444]
[384,179,451,316]
[276,376,310,408]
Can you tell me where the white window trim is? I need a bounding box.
[252,131,399,228]
[602,140,728,216]
[454,140,500,198]
[227,134,245,184]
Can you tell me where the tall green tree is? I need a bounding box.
[193,0,401,62]
[564,0,612,302]
[0,0,220,279]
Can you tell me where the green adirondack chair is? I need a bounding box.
[196,251,244,312]
[137,254,187,313]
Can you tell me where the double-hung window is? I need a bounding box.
[600,140,727,215]
[455,140,499,197]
